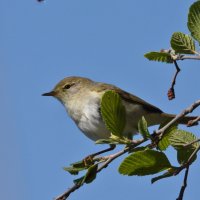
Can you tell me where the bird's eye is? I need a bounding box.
[63,84,72,89]
[63,83,75,90]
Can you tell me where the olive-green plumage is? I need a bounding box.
[43,76,198,141]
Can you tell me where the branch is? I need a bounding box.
[176,166,190,200]
[187,116,200,127]
[177,55,200,60]
[54,138,146,200]
[167,60,181,100]
[156,99,200,137]
[173,146,200,200]
[54,184,82,200]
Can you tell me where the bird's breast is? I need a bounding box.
[77,95,111,141]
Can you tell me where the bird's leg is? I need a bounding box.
[83,144,116,165]
[90,144,116,157]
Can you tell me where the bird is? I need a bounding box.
[42,76,197,142]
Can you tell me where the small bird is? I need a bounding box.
[43,76,197,141]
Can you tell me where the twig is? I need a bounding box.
[184,138,200,148]
[54,184,82,200]
[176,166,190,200]
[55,138,145,200]
[187,116,200,127]
[156,99,200,137]
[174,146,200,199]
[162,49,200,60]
[97,138,145,172]
[167,60,180,100]
[177,55,200,60]
[187,146,200,166]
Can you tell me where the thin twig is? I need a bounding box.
[97,138,145,172]
[186,146,200,165]
[54,184,82,200]
[184,138,200,148]
[187,116,200,127]
[167,60,180,100]
[156,99,200,137]
[178,55,200,60]
[55,138,145,200]
[176,166,190,200]
[170,143,200,200]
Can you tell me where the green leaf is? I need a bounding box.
[71,160,90,168]
[73,164,98,185]
[73,176,85,185]
[118,150,172,176]
[188,1,200,43]
[169,129,199,164]
[177,148,197,165]
[83,164,98,184]
[144,52,173,63]
[158,124,178,151]
[101,91,126,137]
[170,32,195,54]
[63,166,86,175]
[63,159,95,175]
[138,116,151,139]
[169,129,199,149]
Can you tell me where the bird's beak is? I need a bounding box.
[42,91,57,97]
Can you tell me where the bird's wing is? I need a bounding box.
[115,88,163,113]
[94,82,163,114]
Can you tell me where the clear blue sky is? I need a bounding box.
[1,1,200,200]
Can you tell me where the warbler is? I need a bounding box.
[43,76,197,141]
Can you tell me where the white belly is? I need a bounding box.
[77,98,110,141]
[76,99,146,141]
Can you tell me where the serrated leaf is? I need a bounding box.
[158,124,178,151]
[171,32,195,54]
[138,116,151,139]
[83,164,98,184]
[188,1,200,43]
[144,52,173,63]
[101,91,126,137]
[118,150,172,176]
[169,129,199,149]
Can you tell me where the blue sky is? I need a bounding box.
[1,1,200,200]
